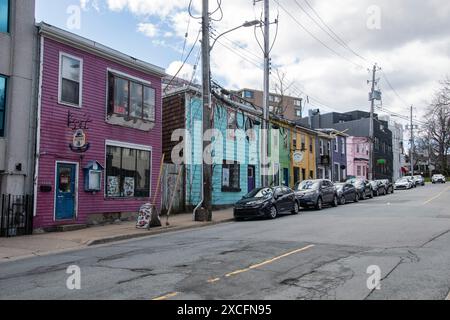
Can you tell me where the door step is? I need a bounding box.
[56,224,88,232]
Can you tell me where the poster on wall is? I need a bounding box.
[124,177,135,197]
[223,168,230,187]
[107,176,120,197]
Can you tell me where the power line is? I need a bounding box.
[273,0,364,69]
[302,0,369,63]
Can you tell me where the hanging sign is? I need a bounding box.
[293,151,304,164]
[70,129,90,153]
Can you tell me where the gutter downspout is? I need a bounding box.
[193,96,204,221]
[33,35,44,217]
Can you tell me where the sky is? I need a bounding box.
[35,0,450,124]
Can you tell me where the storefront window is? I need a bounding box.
[106,145,151,198]
[108,72,155,122]
[0,76,6,137]
[0,0,9,33]
[222,160,240,192]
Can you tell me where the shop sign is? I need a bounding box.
[293,151,304,164]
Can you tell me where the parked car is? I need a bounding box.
[347,178,373,200]
[379,179,394,194]
[234,187,299,221]
[406,176,417,188]
[432,174,446,184]
[395,177,413,190]
[335,183,359,205]
[294,179,338,210]
[370,180,386,196]
[413,175,425,186]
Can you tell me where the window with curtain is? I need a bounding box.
[222,160,241,192]
[60,54,82,106]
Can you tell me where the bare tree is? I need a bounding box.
[423,77,450,175]
[271,69,296,116]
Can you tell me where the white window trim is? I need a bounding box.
[334,137,338,152]
[334,162,341,181]
[341,138,345,154]
[104,140,153,199]
[105,68,156,123]
[53,161,79,222]
[58,52,83,108]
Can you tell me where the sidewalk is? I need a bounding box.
[0,209,234,263]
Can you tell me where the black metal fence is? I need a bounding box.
[0,195,33,237]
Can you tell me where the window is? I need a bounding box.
[334,137,338,152]
[106,145,151,198]
[0,0,9,33]
[295,108,302,117]
[357,166,362,176]
[269,105,274,112]
[222,161,240,192]
[327,141,331,155]
[309,139,313,153]
[242,90,254,99]
[341,138,345,154]
[310,170,314,179]
[293,137,297,149]
[108,72,156,122]
[0,75,6,137]
[59,54,82,107]
[320,140,324,156]
[301,135,306,151]
[357,144,360,153]
[294,99,302,107]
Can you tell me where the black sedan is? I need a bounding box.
[370,180,386,196]
[234,187,299,221]
[294,179,338,210]
[335,183,359,205]
[347,178,373,200]
[379,179,394,194]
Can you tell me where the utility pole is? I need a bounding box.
[200,0,212,221]
[261,0,270,187]
[410,105,414,177]
[368,64,377,181]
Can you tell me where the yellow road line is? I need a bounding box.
[423,186,450,205]
[225,244,315,278]
[152,292,179,301]
[207,278,221,283]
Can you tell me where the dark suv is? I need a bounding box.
[347,178,373,200]
[294,179,338,210]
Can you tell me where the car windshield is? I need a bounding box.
[296,181,320,191]
[244,188,273,199]
[335,183,345,190]
[397,179,408,183]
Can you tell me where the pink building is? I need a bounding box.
[33,24,165,230]
[346,136,370,180]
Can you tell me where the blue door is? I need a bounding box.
[55,163,77,220]
[283,168,289,187]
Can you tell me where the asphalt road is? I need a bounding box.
[1,183,450,300]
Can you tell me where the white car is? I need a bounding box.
[395,178,413,190]
[432,174,446,184]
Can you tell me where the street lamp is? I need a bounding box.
[210,20,261,52]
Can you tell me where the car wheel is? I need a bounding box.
[315,197,323,211]
[369,190,374,199]
[332,195,338,207]
[268,206,278,219]
[340,195,346,205]
[361,191,366,200]
[292,202,300,215]
[354,193,360,202]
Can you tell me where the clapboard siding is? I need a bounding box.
[34,37,163,228]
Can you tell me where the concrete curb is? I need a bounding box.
[86,218,235,246]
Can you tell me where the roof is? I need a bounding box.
[37,22,166,77]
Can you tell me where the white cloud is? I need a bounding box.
[166,61,198,83]
[106,0,186,17]
[137,22,158,38]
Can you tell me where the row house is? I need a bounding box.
[316,129,348,182]
[163,87,262,210]
[33,23,165,230]
[346,136,370,179]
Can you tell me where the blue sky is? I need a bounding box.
[36,0,184,70]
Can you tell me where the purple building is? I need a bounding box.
[317,129,348,182]
[33,23,165,230]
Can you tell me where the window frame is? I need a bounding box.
[58,52,83,108]
[107,69,156,123]
[104,140,153,199]
[0,0,10,34]
[0,74,7,137]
